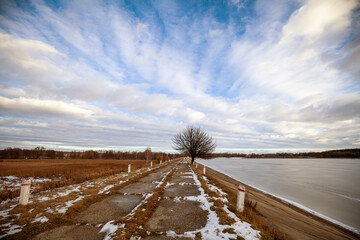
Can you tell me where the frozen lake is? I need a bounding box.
[197,157,360,232]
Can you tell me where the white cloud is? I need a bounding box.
[280,0,357,45]
[230,0,247,9]
[0,32,65,88]
[230,0,359,99]
[0,96,93,117]
[0,0,358,151]
[185,108,206,123]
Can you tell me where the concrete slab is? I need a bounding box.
[119,182,157,194]
[174,164,189,171]
[169,175,196,184]
[146,199,208,233]
[140,171,165,183]
[173,172,192,177]
[164,184,200,197]
[33,225,105,240]
[78,195,143,224]
[145,236,192,240]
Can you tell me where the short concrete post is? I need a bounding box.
[237,185,245,213]
[160,160,162,164]
[128,164,131,173]
[150,161,153,167]
[203,166,206,175]
[196,163,198,168]
[19,180,31,205]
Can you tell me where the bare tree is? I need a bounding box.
[144,147,152,165]
[173,126,216,165]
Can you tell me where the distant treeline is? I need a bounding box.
[1,147,359,160]
[0,147,181,160]
[205,149,360,159]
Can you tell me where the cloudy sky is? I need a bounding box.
[0,0,359,153]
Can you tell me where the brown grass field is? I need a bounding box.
[0,159,156,202]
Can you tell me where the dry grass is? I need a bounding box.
[194,167,236,226]
[0,159,148,178]
[196,168,287,240]
[5,162,172,240]
[115,167,176,239]
[0,159,148,202]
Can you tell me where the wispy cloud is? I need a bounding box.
[0,0,359,152]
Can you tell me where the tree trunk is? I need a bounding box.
[191,156,194,165]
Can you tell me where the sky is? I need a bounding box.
[0,0,359,153]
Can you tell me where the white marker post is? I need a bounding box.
[150,161,153,167]
[196,163,198,168]
[203,166,206,175]
[128,164,131,173]
[19,180,31,205]
[237,185,245,213]
[160,160,162,164]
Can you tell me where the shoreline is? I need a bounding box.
[202,163,359,235]
[198,162,360,240]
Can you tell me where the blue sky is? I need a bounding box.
[0,0,359,153]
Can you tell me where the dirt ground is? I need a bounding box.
[201,164,359,240]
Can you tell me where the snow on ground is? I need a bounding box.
[0,163,167,238]
[37,185,82,202]
[0,224,24,239]
[32,216,49,223]
[99,220,123,240]
[166,166,260,240]
[202,176,260,239]
[203,176,227,196]
[113,162,180,238]
[98,184,115,194]
[0,176,54,193]
[127,166,176,218]
[165,182,175,188]
[56,196,84,214]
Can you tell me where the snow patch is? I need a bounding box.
[0,224,24,239]
[37,196,50,201]
[165,182,175,188]
[57,196,84,214]
[167,165,260,240]
[58,186,81,197]
[32,216,49,223]
[99,220,121,240]
[180,176,192,178]
[98,184,114,194]
[0,204,16,218]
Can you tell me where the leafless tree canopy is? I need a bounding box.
[144,147,152,162]
[172,126,216,164]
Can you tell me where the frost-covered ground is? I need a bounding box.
[1,160,261,239]
[0,165,161,239]
[102,164,176,240]
[0,176,54,192]
[165,165,260,240]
